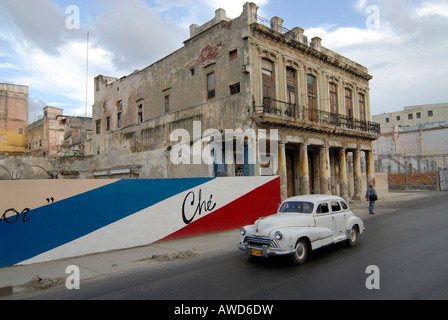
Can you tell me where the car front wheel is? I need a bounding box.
[346,226,359,247]
[292,239,308,265]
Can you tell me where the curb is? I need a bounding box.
[0,286,13,297]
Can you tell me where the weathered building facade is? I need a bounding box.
[0,83,28,153]
[27,106,92,157]
[92,2,380,199]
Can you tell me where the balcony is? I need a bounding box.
[254,97,381,137]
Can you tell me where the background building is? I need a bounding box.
[91,2,381,199]
[373,103,448,190]
[0,83,28,153]
[373,103,448,174]
[27,106,92,157]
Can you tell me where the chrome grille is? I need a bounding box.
[244,235,279,249]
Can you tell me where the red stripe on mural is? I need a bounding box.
[159,177,281,242]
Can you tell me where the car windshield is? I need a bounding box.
[279,201,314,214]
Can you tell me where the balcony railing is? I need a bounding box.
[256,97,381,135]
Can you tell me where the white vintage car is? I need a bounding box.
[238,195,365,264]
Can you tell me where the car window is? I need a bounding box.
[341,201,349,210]
[331,201,341,212]
[316,202,329,214]
[279,201,314,214]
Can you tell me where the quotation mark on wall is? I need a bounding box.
[46,197,55,204]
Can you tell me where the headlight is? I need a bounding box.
[275,231,283,240]
[240,228,246,236]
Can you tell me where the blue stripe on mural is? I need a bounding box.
[0,178,213,267]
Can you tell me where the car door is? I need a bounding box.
[314,201,337,245]
[330,201,347,240]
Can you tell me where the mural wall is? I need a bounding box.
[0,177,280,267]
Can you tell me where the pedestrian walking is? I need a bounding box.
[365,185,377,214]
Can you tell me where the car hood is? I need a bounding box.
[254,213,316,235]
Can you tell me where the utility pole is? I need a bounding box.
[85,29,89,117]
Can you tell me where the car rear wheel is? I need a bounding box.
[292,239,308,265]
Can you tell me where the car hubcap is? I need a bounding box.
[296,243,305,260]
[350,228,357,242]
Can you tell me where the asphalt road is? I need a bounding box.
[25,192,448,300]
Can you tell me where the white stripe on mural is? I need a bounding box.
[19,177,277,265]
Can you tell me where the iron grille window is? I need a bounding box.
[230,83,240,95]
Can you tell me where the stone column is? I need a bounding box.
[319,146,331,195]
[277,143,287,201]
[366,150,376,187]
[294,146,301,196]
[299,144,310,195]
[330,149,337,195]
[339,149,348,199]
[353,150,362,200]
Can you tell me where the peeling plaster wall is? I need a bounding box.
[423,127,448,155]
[0,155,95,180]
[0,84,28,153]
[92,8,254,178]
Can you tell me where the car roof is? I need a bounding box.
[282,194,346,204]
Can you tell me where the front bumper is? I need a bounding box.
[238,242,295,258]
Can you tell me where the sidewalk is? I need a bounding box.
[0,228,241,297]
[349,190,432,219]
[0,191,431,298]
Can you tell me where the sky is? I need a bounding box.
[0,0,447,122]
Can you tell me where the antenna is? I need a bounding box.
[85,28,90,117]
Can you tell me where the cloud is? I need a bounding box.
[352,0,370,14]
[304,0,448,114]
[415,1,448,17]
[91,0,186,71]
[0,0,188,117]
[0,62,19,70]
[0,0,84,54]
[28,97,47,122]
[205,0,269,18]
